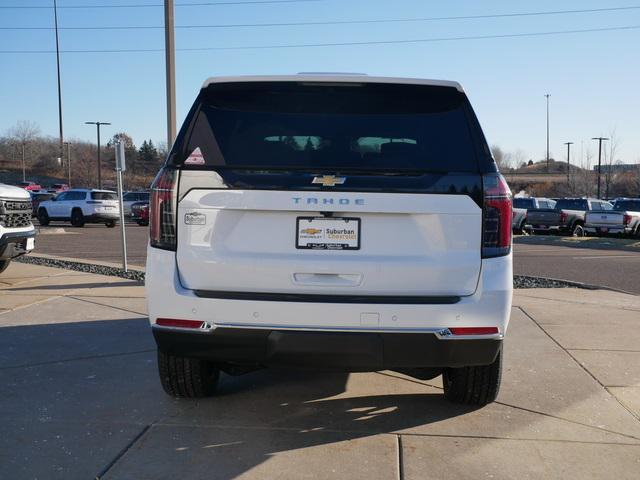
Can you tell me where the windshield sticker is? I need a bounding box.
[185,147,205,165]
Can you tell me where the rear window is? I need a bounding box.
[555,199,589,210]
[174,82,488,173]
[91,192,117,201]
[614,200,640,211]
[513,198,535,209]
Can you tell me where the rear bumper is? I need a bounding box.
[146,247,512,369]
[152,327,502,369]
[584,225,629,235]
[85,213,119,222]
[0,229,35,259]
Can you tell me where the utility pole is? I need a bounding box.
[85,121,111,189]
[21,143,26,182]
[164,0,177,149]
[592,137,609,199]
[545,94,550,172]
[53,0,64,162]
[564,142,573,192]
[64,141,72,187]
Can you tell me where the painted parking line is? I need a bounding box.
[571,255,640,260]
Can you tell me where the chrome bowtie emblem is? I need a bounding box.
[312,175,346,187]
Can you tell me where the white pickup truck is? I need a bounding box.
[0,183,36,273]
[585,198,640,236]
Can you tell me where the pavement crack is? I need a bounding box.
[66,295,147,316]
[95,424,151,480]
[376,370,640,442]
[515,293,640,312]
[0,349,155,370]
[517,306,640,425]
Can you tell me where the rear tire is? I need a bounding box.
[0,259,10,274]
[70,209,85,227]
[443,350,502,405]
[571,223,585,237]
[38,209,50,226]
[105,220,116,228]
[137,220,148,226]
[157,349,220,398]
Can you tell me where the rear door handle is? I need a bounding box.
[292,273,362,287]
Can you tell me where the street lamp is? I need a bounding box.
[85,121,111,189]
[564,142,573,191]
[545,94,550,172]
[592,137,609,199]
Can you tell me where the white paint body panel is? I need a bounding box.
[176,190,482,297]
[147,246,512,334]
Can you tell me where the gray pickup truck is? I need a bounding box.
[585,198,640,236]
[526,198,612,236]
[512,197,556,233]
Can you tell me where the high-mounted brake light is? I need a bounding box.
[150,168,178,251]
[482,173,512,258]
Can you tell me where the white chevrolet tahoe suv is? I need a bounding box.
[146,75,513,405]
[0,183,36,273]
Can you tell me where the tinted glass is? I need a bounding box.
[556,199,589,210]
[513,198,535,209]
[68,191,86,201]
[179,82,484,173]
[614,200,640,211]
[91,192,117,201]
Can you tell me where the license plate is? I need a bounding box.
[296,217,360,250]
[26,237,35,250]
[599,227,609,233]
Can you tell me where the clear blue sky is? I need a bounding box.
[1,0,639,166]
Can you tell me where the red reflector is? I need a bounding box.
[449,327,499,336]
[156,318,204,329]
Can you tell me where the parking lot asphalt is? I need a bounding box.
[2,262,640,479]
[513,237,640,295]
[31,223,640,294]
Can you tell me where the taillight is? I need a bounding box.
[482,173,512,258]
[623,214,632,225]
[150,167,178,250]
[559,211,568,224]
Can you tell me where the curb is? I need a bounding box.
[16,254,635,294]
[15,255,144,282]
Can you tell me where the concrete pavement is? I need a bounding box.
[1,262,639,479]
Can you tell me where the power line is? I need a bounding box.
[0,0,319,9]
[2,5,640,29]
[1,24,638,53]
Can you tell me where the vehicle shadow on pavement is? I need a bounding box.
[0,317,480,480]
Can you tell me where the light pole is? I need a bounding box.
[85,121,111,189]
[164,0,176,149]
[545,94,550,172]
[21,143,26,182]
[592,137,609,199]
[564,142,573,192]
[64,141,72,187]
[53,0,64,162]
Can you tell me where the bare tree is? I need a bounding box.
[491,145,513,171]
[6,120,40,182]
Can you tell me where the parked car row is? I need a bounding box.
[30,188,151,228]
[512,196,640,238]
